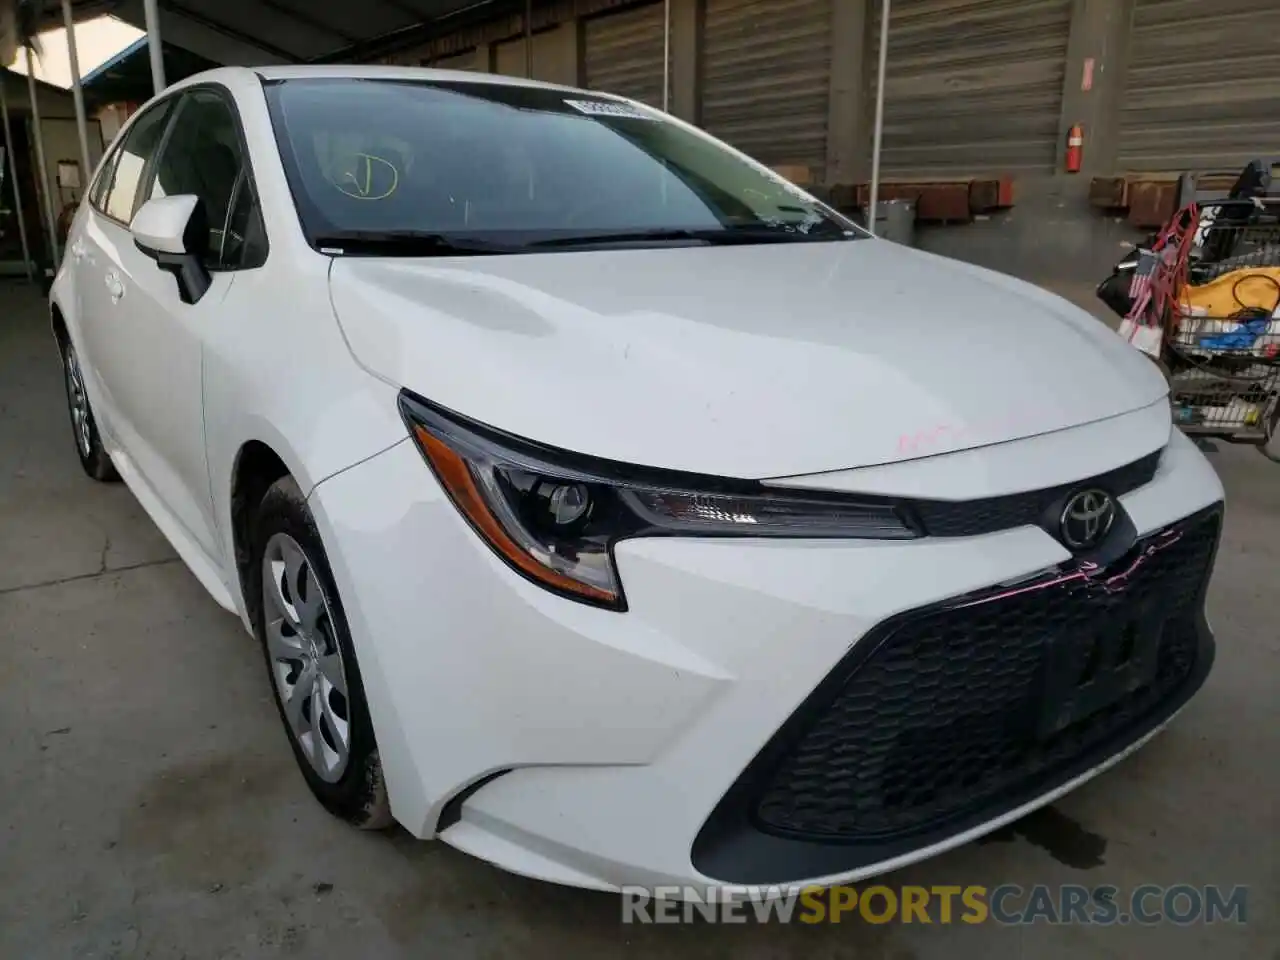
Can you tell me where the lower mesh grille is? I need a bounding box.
[749,508,1219,843]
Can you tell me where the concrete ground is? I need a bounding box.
[1,279,1275,960]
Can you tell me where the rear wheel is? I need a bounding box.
[61,342,119,482]
[250,477,392,829]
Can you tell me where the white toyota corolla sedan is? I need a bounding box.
[51,65,1224,893]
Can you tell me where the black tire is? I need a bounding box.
[250,476,392,829]
[61,340,120,482]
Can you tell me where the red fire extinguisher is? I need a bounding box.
[1065,124,1084,173]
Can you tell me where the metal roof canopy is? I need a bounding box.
[41,0,524,67]
[80,35,217,105]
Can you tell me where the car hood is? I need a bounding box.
[327,240,1167,478]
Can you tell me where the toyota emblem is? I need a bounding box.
[1060,489,1116,550]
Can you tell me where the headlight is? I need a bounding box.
[399,392,918,611]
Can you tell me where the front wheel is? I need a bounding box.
[61,342,119,482]
[251,476,392,829]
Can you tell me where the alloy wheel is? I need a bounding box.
[261,532,352,782]
[65,346,93,458]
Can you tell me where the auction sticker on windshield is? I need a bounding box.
[564,99,658,120]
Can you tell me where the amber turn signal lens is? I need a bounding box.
[412,425,619,605]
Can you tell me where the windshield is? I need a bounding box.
[263,77,859,252]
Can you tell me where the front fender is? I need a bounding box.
[201,255,407,626]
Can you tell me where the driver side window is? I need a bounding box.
[146,89,267,270]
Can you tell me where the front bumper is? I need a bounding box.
[308,426,1224,893]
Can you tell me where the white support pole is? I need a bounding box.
[61,0,93,189]
[143,0,166,93]
[662,0,670,112]
[867,0,890,236]
[25,47,60,268]
[0,77,36,281]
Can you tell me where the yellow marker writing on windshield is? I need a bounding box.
[335,153,399,201]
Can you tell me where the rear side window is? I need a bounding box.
[88,149,119,210]
[99,100,174,224]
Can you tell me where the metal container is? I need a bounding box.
[862,198,917,245]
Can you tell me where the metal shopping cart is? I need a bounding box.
[1105,195,1280,461]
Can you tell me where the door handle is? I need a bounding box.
[104,270,125,304]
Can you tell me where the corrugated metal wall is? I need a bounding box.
[871,0,1071,177]
[431,49,479,70]
[493,26,577,84]
[362,0,1280,185]
[494,35,531,76]
[701,0,832,171]
[583,2,666,107]
[1117,0,1280,172]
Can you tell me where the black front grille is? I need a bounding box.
[692,506,1220,884]
[909,448,1162,538]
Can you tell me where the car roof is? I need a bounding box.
[252,63,590,95]
[155,64,627,109]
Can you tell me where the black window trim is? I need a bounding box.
[91,82,270,271]
[218,168,249,267]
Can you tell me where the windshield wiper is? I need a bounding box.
[527,224,853,249]
[526,228,725,248]
[314,230,520,257]
[315,223,855,256]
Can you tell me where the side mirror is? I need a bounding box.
[131,195,211,304]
